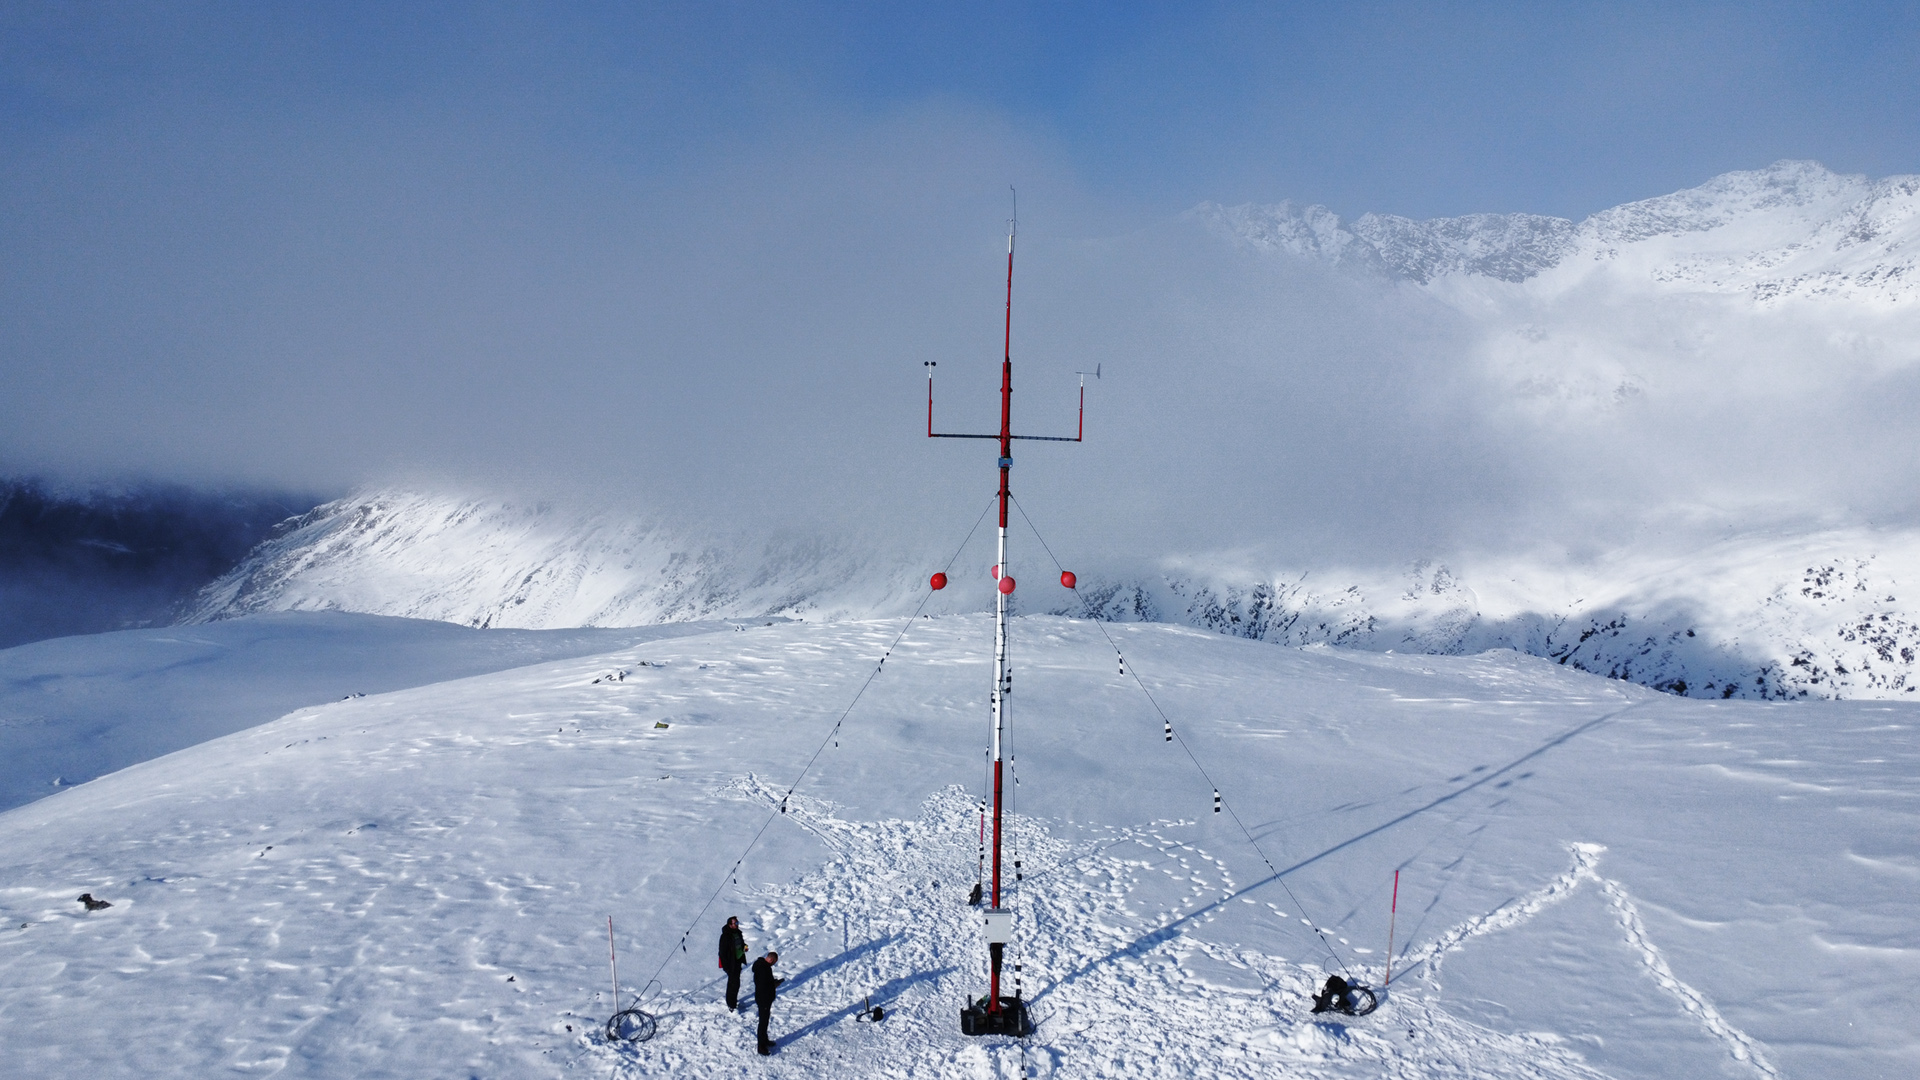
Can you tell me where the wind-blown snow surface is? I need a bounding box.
[1,616,1913,1078]
[0,613,744,813]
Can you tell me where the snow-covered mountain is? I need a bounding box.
[1198,159,1920,302]
[1082,528,1920,701]
[1199,160,1920,426]
[186,489,1920,702]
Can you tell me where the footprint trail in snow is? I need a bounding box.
[593,789,1740,1080]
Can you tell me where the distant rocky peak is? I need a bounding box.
[1189,200,1379,267]
[1580,159,1867,245]
[1196,160,1920,290]
[1193,198,1578,284]
[1827,173,1920,249]
[1351,211,1577,284]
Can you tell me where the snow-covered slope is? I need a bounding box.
[0,612,749,814]
[184,491,926,630]
[1,616,1913,1078]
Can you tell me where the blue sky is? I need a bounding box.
[5,1,1916,221]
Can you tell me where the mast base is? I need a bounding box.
[960,996,1031,1037]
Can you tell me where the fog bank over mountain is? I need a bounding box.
[164,161,1920,699]
[10,140,1919,571]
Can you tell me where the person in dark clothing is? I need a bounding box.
[751,951,781,1054]
[718,917,747,1010]
[1311,974,1353,1014]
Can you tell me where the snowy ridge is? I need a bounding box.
[1198,160,1920,303]
[184,490,926,630]
[191,491,1920,700]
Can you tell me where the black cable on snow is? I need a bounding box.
[1008,493,1357,982]
[633,494,1001,1002]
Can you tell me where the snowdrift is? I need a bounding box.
[1,616,1913,1078]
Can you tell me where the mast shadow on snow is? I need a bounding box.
[1028,698,1640,1008]
[774,931,903,997]
[775,967,959,1049]
[1251,704,1637,888]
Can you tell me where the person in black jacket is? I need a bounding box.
[718,917,747,1010]
[751,951,781,1054]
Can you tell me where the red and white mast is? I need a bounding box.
[929,194,1087,1037]
[986,207,1015,1018]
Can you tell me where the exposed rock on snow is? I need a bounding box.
[1075,530,1920,701]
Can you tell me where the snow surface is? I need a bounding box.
[2,615,1914,1078]
[0,612,746,813]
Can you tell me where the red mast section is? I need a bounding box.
[928,196,1090,1037]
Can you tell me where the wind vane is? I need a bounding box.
[926,191,1094,1037]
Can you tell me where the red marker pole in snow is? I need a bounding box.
[1384,870,1399,989]
[929,193,1091,1037]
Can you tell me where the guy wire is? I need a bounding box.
[633,494,999,1000]
[1008,493,1356,981]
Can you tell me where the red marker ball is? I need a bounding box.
[998,576,1016,595]
[1060,570,1077,589]
[991,564,1000,580]
[930,572,948,591]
